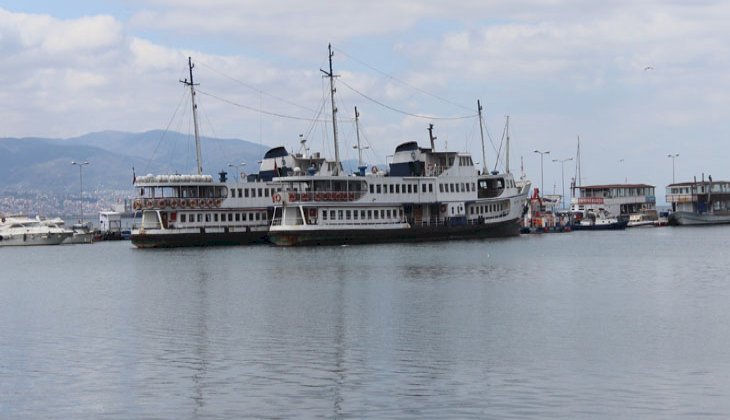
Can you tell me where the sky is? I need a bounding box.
[2,0,730,201]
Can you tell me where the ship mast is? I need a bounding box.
[354,106,367,176]
[477,100,487,174]
[321,44,340,176]
[180,57,203,175]
[505,115,511,174]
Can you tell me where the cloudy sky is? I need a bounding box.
[2,0,729,199]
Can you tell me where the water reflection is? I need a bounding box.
[3,228,730,418]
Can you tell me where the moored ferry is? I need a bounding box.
[267,45,529,246]
[666,176,730,225]
[268,141,529,246]
[131,57,330,248]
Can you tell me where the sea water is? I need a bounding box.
[2,226,730,419]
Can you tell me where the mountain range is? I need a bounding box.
[0,130,272,193]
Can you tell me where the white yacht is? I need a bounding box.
[0,215,72,246]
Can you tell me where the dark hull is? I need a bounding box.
[269,218,521,246]
[131,231,268,248]
[572,220,628,231]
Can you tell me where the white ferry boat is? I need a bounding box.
[267,46,530,246]
[666,177,730,225]
[130,58,330,248]
[0,215,72,246]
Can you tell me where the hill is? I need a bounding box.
[0,130,271,193]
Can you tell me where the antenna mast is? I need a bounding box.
[180,57,203,175]
[477,100,487,174]
[321,44,340,176]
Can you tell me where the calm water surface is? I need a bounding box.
[2,227,730,418]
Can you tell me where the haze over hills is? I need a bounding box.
[0,130,272,193]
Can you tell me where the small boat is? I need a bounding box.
[627,213,656,228]
[571,207,628,231]
[0,215,73,246]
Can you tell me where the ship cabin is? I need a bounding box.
[666,179,730,214]
[571,183,656,220]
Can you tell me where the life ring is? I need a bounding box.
[301,193,311,202]
[157,199,167,208]
[145,199,153,209]
[206,198,214,208]
[288,192,297,202]
[372,166,378,174]
[308,208,317,218]
[133,200,142,211]
[348,192,355,201]
[170,199,178,208]
[215,199,222,207]
[314,193,322,201]
[187,199,195,208]
[440,204,447,213]
[272,193,281,203]
[179,199,187,208]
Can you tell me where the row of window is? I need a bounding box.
[321,208,404,221]
[230,187,281,199]
[440,182,477,193]
[469,202,507,215]
[369,183,433,195]
[178,211,268,224]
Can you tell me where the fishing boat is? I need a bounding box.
[130,58,328,248]
[0,214,73,246]
[666,176,730,225]
[571,207,628,230]
[267,46,530,246]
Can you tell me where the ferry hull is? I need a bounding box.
[0,232,71,246]
[668,211,730,226]
[268,218,521,246]
[572,220,628,231]
[131,231,268,248]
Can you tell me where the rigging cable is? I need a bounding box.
[333,47,474,112]
[339,79,477,120]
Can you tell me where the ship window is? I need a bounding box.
[181,214,186,223]
[470,207,474,215]
[461,183,465,192]
[422,184,426,193]
[472,183,476,191]
[450,184,455,193]
[322,211,328,220]
[354,211,358,220]
[377,184,382,194]
[386,209,391,219]
[370,184,374,193]
[389,185,394,193]
[466,183,470,192]
[374,210,379,219]
[213,214,218,222]
[257,188,263,197]
[265,189,270,197]
[360,210,366,219]
[205,214,210,222]
[346,210,351,220]
[396,184,400,193]
[338,210,343,220]
[231,189,236,198]
[439,184,444,193]
[429,184,433,193]
[406,184,411,194]
[330,210,336,219]
[255,213,260,221]
[367,210,372,219]
[235,213,240,222]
